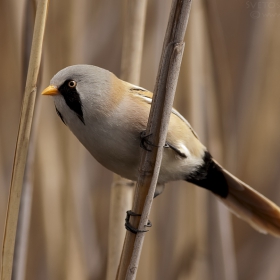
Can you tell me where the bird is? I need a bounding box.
[42,64,280,237]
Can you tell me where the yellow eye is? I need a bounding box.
[68,80,77,88]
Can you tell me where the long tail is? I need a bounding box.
[214,160,280,237]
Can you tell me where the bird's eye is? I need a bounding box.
[68,80,77,88]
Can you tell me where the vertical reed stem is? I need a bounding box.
[117,1,193,279]
[1,1,49,279]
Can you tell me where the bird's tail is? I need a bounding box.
[213,160,280,237]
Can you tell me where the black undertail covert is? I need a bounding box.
[186,151,229,198]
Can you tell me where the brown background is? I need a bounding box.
[1,0,280,279]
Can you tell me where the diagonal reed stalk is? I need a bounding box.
[117,1,193,279]
[1,1,49,279]
[106,1,147,279]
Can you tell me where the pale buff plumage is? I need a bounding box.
[42,64,280,237]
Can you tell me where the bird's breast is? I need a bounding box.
[73,117,142,180]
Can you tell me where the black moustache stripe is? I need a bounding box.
[55,106,66,125]
[58,80,85,124]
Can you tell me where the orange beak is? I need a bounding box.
[41,85,59,95]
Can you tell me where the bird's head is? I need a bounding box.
[41,64,114,125]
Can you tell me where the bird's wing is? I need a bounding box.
[129,85,199,140]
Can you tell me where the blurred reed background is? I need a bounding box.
[1,0,280,279]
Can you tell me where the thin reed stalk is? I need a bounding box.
[106,1,147,279]
[106,176,134,280]
[12,101,40,280]
[1,1,49,279]
[120,0,148,84]
[203,2,238,279]
[117,1,192,279]
[187,3,209,277]
[12,1,37,279]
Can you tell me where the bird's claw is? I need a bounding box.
[125,210,152,234]
[140,131,171,152]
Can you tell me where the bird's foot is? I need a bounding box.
[140,131,170,151]
[141,131,168,151]
[125,210,152,234]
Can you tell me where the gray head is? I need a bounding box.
[42,64,114,125]
[50,64,111,86]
